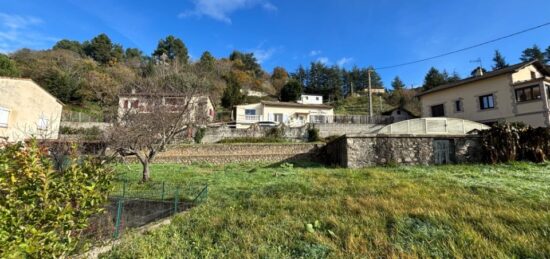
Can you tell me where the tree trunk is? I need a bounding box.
[141,160,150,182]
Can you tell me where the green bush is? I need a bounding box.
[0,141,113,257]
[307,127,320,142]
[194,128,206,144]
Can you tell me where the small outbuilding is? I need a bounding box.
[381,106,418,123]
[325,118,490,168]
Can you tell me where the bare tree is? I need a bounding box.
[107,64,211,181]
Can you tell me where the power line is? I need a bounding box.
[374,21,550,70]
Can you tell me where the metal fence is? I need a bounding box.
[78,180,208,246]
[310,115,393,125]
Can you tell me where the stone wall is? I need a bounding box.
[327,134,482,168]
[143,143,323,164]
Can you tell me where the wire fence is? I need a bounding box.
[77,180,208,248]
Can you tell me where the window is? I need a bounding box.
[124,100,129,108]
[37,116,49,130]
[455,100,462,112]
[515,85,541,102]
[316,97,320,101]
[274,113,283,122]
[245,109,256,115]
[131,100,139,108]
[165,97,183,105]
[396,110,401,115]
[305,96,309,100]
[531,71,537,79]
[431,104,445,117]
[479,94,495,110]
[0,107,9,128]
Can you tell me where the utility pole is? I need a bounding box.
[368,69,373,117]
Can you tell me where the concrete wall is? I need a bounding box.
[141,143,323,164]
[0,78,63,142]
[326,134,482,168]
[60,121,112,130]
[200,123,383,143]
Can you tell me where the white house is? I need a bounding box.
[0,77,63,142]
[234,101,334,128]
[297,94,324,105]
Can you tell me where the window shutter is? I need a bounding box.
[0,108,9,127]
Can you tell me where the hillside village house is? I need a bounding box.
[0,77,63,142]
[118,91,215,122]
[418,60,550,128]
[234,94,334,128]
[381,106,418,123]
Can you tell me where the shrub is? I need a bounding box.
[266,126,285,138]
[479,122,550,163]
[0,141,113,257]
[194,128,206,144]
[307,127,320,142]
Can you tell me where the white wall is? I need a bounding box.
[0,78,63,142]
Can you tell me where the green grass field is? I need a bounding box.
[102,162,550,258]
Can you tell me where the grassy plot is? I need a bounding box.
[103,162,550,258]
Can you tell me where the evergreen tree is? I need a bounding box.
[391,76,405,90]
[153,35,189,64]
[0,54,20,77]
[520,45,545,63]
[280,80,302,102]
[492,50,508,70]
[545,45,550,64]
[198,51,216,71]
[229,51,262,77]
[221,73,245,108]
[447,71,461,83]
[470,67,487,77]
[125,48,143,60]
[53,39,84,56]
[423,67,447,90]
[83,33,116,64]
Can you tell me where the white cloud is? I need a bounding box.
[252,47,276,63]
[309,50,321,56]
[336,57,353,67]
[316,57,329,65]
[179,0,277,24]
[0,13,56,53]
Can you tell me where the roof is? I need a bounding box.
[261,101,333,109]
[417,60,550,97]
[0,77,64,106]
[381,106,419,117]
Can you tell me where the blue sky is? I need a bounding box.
[1,0,550,88]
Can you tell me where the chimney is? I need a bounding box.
[474,67,484,77]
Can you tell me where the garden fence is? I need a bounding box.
[79,180,208,247]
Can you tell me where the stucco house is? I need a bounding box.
[418,60,550,127]
[381,106,418,123]
[0,77,63,142]
[234,95,334,128]
[118,91,215,122]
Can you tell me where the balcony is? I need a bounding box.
[237,115,264,122]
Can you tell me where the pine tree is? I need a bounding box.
[280,80,302,102]
[83,33,116,64]
[153,35,189,64]
[492,50,508,70]
[221,73,245,108]
[198,51,216,71]
[391,76,405,90]
[545,45,550,64]
[520,45,545,63]
[423,67,446,91]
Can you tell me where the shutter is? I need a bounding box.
[0,108,9,127]
[283,114,288,123]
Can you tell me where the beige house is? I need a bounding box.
[234,100,334,128]
[418,61,550,127]
[0,77,63,142]
[117,92,215,122]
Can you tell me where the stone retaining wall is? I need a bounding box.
[325,134,482,168]
[144,143,323,164]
